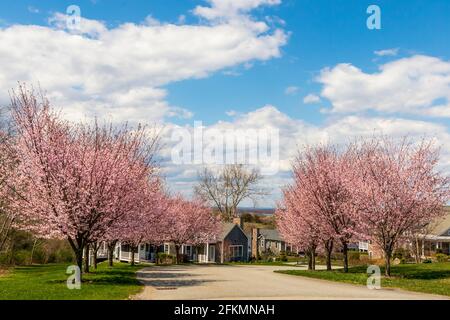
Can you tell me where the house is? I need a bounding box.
[116,218,249,264]
[116,243,158,263]
[188,218,249,263]
[357,211,450,260]
[416,212,450,257]
[251,227,293,259]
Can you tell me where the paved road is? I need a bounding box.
[132,264,448,300]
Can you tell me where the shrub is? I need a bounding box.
[12,250,30,265]
[0,253,10,266]
[422,258,432,264]
[157,252,175,265]
[435,253,448,263]
[348,251,360,262]
[278,251,288,262]
[56,248,75,263]
[359,253,370,264]
[393,247,411,261]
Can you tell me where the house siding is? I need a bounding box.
[219,225,249,263]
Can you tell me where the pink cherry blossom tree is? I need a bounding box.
[276,188,322,270]
[291,145,361,272]
[10,85,159,274]
[106,180,169,266]
[162,195,221,264]
[354,137,450,276]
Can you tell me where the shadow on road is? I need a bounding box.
[137,268,220,289]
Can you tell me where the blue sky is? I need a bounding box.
[1,0,450,206]
[1,0,449,125]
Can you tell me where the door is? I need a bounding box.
[208,245,215,262]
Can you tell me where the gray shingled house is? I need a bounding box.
[251,228,293,259]
[191,221,249,263]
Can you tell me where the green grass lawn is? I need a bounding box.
[275,262,450,296]
[0,262,144,300]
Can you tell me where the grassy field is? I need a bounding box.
[0,262,144,300]
[275,262,450,296]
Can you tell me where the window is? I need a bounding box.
[164,243,170,254]
[184,245,192,256]
[230,245,243,258]
[260,239,264,247]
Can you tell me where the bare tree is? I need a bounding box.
[194,165,266,221]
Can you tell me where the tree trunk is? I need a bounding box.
[415,237,421,264]
[107,241,116,267]
[175,245,180,264]
[93,246,99,270]
[83,244,90,273]
[154,245,159,265]
[312,250,316,270]
[385,250,392,277]
[307,248,316,271]
[67,236,84,280]
[307,251,313,270]
[75,250,83,276]
[29,238,38,265]
[342,242,349,273]
[130,245,136,266]
[324,240,333,271]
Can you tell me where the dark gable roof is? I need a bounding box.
[219,222,248,241]
[259,229,282,241]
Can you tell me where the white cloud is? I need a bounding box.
[226,110,238,116]
[284,86,299,95]
[318,55,450,116]
[194,0,281,21]
[0,2,287,123]
[374,48,399,57]
[303,93,320,104]
[48,12,108,38]
[160,105,450,206]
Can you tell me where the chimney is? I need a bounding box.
[232,216,243,228]
[251,228,259,260]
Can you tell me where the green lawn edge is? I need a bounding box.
[275,263,450,297]
[0,262,145,300]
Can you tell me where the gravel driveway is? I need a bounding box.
[132,264,447,300]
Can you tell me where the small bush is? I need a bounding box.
[393,247,411,261]
[348,251,360,262]
[0,253,10,266]
[278,251,288,262]
[435,253,448,263]
[157,252,175,265]
[359,253,370,264]
[12,250,30,265]
[422,258,432,264]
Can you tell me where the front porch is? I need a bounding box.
[420,237,450,258]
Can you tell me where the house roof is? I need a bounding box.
[219,222,248,241]
[430,211,450,236]
[259,229,282,241]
